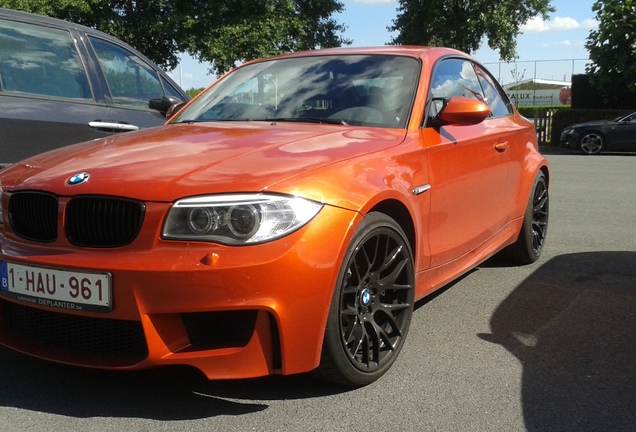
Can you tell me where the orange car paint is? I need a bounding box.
[0,46,548,380]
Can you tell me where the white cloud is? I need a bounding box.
[560,40,572,46]
[581,19,599,29]
[521,16,597,33]
[520,17,549,33]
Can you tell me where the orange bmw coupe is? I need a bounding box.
[0,46,549,386]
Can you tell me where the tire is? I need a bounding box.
[315,212,415,386]
[503,172,549,264]
[579,131,604,155]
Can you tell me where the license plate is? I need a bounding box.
[0,261,111,313]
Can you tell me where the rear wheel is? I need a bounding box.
[504,172,549,264]
[580,131,604,155]
[316,212,415,386]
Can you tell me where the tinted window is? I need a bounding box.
[160,75,184,100]
[89,36,164,108]
[428,58,484,118]
[0,19,91,100]
[473,64,513,117]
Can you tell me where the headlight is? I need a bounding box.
[162,193,323,245]
[562,128,575,135]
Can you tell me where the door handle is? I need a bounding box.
[494,141,510,152]
[89,121,140,132]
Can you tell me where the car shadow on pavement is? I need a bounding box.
[478,252,636,431]
[0,350,270,419]
[0,347,352,419]
[0,339,347,420]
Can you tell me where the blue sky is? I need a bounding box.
[169,0,599,90]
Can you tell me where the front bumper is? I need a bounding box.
[0,204,359,379]
[559,131,580,149]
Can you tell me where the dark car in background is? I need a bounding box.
[0,8,188,168]
[560,111,636,155]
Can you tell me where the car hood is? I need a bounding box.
[567,119,614,129]
[1,122,406,201]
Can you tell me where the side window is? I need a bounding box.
[473,64,513,117]
[160,76,184,100]
[428,58,484,118]
[0,19,91,100]
[89,36,164,108]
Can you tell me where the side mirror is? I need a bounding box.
[433,96,490,126]
[149,96,183,116]
[166,102,187,118]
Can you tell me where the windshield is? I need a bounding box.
[171,54,421,128]
[615,112,636,123]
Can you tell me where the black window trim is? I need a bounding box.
[85,33,187,111]
[422,55,514,128]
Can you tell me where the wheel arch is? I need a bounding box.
[540,164,550,186]
[367,199,417,262]
[578,128,605,139]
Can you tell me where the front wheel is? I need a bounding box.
[580,131,604,155]
[315,213,415,386]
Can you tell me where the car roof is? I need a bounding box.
[242,45,478,68]
[285,45,463,57]
[0,7,127,44]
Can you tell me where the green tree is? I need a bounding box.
[0,0,349,73]
[389,0,554,61]
[585,0,636,103]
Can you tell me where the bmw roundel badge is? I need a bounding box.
[361,289,371,306]
[66,172,90,186]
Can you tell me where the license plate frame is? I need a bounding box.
[0,261,112,313]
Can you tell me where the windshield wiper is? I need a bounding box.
[171,119,209,124]
[173,118,254,124]
[173,117,348,125]
[267,117,348,126]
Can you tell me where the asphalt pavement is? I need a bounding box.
[0,152,634,431]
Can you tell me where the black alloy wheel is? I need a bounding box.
[316,212,415,386]
[502,171,549,264]
[530,173,549,255]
